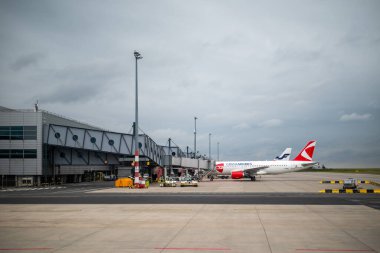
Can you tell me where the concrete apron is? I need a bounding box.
[0,204,379,253]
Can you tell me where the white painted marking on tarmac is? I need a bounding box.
[0,186,66,192]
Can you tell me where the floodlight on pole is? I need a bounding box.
[134,50,142,188]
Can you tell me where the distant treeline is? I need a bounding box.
[299,168,380,175]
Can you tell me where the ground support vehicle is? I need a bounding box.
[180,177,198,187]
[343,178,357,189]
[159,178,177,187]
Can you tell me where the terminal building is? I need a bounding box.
[0,106,212,187]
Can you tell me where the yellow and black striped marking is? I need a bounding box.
[319,189,380,194]
[357,180,371,184]
[320,180,378,185]
[319,180,343,184]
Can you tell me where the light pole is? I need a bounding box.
[194,117,197,158]
[217,142,220,161]
[209,133,211,160]
[134,50,142,188]
[209,133,212,171]
[168,138,172,176]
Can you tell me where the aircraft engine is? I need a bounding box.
[231,171,244,179]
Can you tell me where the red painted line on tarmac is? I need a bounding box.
[155,247,231,251]
[0,248,53,251]
[296,249,374,252]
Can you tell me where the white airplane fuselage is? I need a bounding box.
[215,160,314,178]
[215,140,317,180]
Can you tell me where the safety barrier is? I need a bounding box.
[320,180,376,185]
[319,189,380,194]
[320,180,343,184]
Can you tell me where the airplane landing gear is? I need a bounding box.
[250,176,256,181]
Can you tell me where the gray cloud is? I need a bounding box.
[258,119,283,128]
[10,53,45,71]
[340,113,372,122]
[39,60,126,103]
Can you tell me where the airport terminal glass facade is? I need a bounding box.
[0,126,37,140]
[0,149,37,159]
[0,126,38,160]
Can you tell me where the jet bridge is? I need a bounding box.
[161,146,214,170]
[44,124,165,166]
[44,124,212,170]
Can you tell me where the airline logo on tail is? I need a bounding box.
[276,154,290,160]
[293,141,316,161]
[275,148,292,161]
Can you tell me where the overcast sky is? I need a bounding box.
[1,0,379,167]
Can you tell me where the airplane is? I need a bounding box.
[214,140,317,181]
[274,147,292,161]
[215,147,292,179]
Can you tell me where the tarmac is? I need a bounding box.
[95,172,380,193]
[0,172,379,253]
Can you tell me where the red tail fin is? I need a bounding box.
[293,141,316,161]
